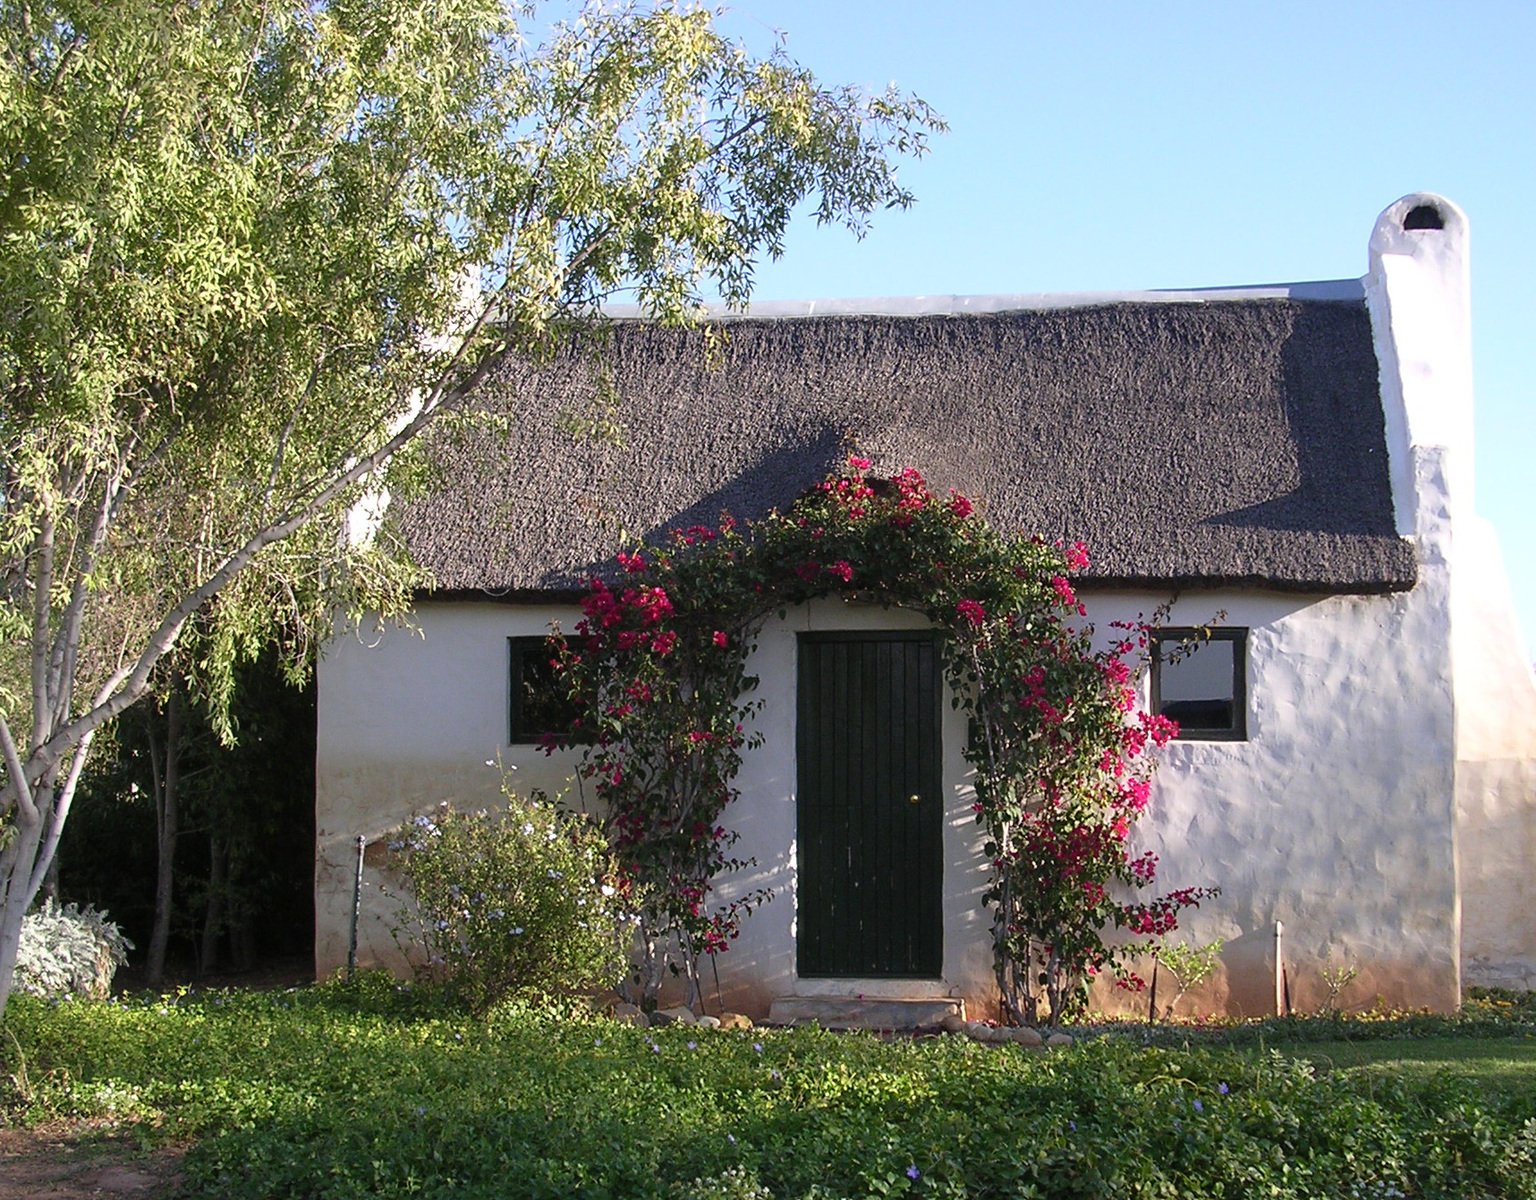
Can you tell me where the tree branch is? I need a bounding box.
[27,728,94,900]
[29,510,53,756]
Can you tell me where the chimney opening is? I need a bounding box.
[1403,204,1445,231]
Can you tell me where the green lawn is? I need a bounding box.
[1281,1033,1536,1099]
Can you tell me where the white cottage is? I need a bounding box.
[315,194,1536,1022]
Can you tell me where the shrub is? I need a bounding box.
[385,788,633,1013]
[11,899,133,1000]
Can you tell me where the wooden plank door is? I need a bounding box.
[796,633,943,978]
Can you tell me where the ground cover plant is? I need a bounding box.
[4,980,1535,1199]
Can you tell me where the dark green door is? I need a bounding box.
[796,633,943,978]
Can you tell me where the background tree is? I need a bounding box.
[0,0,941,1010]
[61,653,316,985]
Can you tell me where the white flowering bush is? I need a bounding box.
[13,899,134,1000]
[386,789,633,1013]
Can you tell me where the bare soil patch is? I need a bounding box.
[0,1121,184,1199]
[1,958,312,1198]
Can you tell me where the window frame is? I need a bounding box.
[1149,627,1249,742]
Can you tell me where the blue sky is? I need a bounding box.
[709,0,1536,653]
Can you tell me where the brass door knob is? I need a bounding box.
[908,794,921,805]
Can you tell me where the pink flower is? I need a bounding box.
[847,454,872,472]
[1050,575,1078,609]
[949,492,973,519]
[651,631,678,656]
[712,630,729,648]
[616,551,648,574]
[1121,778,1152,812]
[827,560,853,583]
[1065,540,1090,570]
[955,599,986,627]
[795,561,821,582]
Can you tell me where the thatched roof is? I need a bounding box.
[395,295,1416,597]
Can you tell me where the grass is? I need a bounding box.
[1107,989,1536,1100]
[1298,1035,1536,1099]
[1,979,1534,1199]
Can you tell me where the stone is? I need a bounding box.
[651,1006,698,1027]
[939,1013,968,1034]
[696,1015,721,1029]
[1045,1032,1075,1048]
[717,1012,754,1031]
[1010,1025,1045,1047]
[964,1021,993,1041]
[611,1003,648,1027]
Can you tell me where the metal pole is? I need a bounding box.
[347,834,365,981]
[1273,920,1284,1017]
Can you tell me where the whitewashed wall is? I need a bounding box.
[1453,516,1536,990]
[314,603,586,979]
[1368,192,1536,997]
[316,579,1463,1016]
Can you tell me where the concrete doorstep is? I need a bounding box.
[767,996,964,1030]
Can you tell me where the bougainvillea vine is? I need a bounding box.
[549,456,1215,1022]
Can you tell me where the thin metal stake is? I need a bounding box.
[1274,920,1285,1017]
[347,834,365,981]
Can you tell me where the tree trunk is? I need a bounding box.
[0,815,45,1010]
[145,690,183,987]
[201,831,226,975]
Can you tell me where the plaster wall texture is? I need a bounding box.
[1087,562,1457,1018]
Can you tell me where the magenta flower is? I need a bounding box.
[956,598,986,627]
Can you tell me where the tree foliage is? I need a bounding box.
[0,0,942,1010]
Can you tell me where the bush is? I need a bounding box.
[385,789,632,1013]
[12,899,133,1000]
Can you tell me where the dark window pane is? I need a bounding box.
[1152,629,1247,741]
[508,637,581,744]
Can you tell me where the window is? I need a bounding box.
[1150,628,1247,741]
[507,636,580,744]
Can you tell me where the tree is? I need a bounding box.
[0,0,942,1011]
